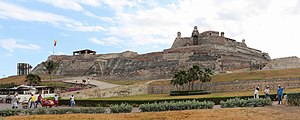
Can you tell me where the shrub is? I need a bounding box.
[170,90,211,96]
[286,92,300,106]
[139,100,214,112]
[220,98,272,108]
[110,103,133,113]
[35,108,47,114]
[0,109,21,117]
[58,94,281,107]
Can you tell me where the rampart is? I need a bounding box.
[31,26,271,80]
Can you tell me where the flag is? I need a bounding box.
[54,40,57,46]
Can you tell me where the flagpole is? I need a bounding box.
[53,45,54,55]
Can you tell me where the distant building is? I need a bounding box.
[73,49,96,56]
[17,63,32,76]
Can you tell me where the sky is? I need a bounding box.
[1,0,300,78]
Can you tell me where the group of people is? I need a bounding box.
[10,93,60,109]
[254,85,285,105]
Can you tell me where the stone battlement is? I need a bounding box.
[31,26,271,80]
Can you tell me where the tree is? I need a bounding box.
[171,70,188,91]
[187,65,201,90]
[199,68,213,90]
[171,66,213,91]
[25,74,41,86]
[42,60,58,81]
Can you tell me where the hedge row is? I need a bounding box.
[110,103,133,113]
[139,100,214,112]
[220,98,272,108]
[59,94,281,107]
[0,107,105,117]
[170,90,211,96]
[286,92,300,106]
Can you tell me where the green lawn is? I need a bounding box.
[100,79,152,85]
[87,88,300,101]
[212,68,300,82]
[151,68,300,85]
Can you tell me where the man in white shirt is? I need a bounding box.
[254,87,259,98]
[11,93,19,109]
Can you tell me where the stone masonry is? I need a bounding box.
[263,56,300,70]
[31,26,271,80]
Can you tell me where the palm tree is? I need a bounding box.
[187,65,201,90]
[25,74,41,86]
[171,70,188,91]
[42,60,58,81]
[199,68,213,90]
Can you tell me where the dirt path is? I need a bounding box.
[51,77,120,89]
[4,105,300,120]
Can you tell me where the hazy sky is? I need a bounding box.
[1,0,300,78]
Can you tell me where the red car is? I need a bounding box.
[42,99,54,108]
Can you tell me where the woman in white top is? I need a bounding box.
[70,95,75,107]
[254,87,259,98]
[264,86,270,98]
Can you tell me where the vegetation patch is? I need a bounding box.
[59,94,281,107]
[1,107,106,117]
[110,103,133,113]
[139,100,214,112]
[170,90,211,96]
[220,98,272,108]
[286,92,300,106]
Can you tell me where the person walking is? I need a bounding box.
[70,95,75,107]
[28,93,36,109]
[54,95,59,107]
[277,85,284,105]
[264,86,270,98]
[11,93,19,109]
[36,94,43,108]
[254,86,259,98]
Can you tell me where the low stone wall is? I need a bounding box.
[61,84,147,99]
[147,78,300,94]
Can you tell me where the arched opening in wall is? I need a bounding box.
[209,33,212,35]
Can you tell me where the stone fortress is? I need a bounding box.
[31,26,272,80]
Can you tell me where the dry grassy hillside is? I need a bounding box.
[0,75,26,84]
[150,68,300,85]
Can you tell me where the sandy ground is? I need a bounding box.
[4,105,300,120]
[51,77,120,89]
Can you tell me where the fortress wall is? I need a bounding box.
[171,37,192,48]
[147,78,300,94]
[263,57,300,70]
[132,52,164,61]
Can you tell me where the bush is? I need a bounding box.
[220,98,272,108]
[59,94,281,107]
[286,92,300,106]
[0,109,21,117]
[139,100,214,112]
[110,103,133,113]
[0,107,105,116]
[170,90,211,96]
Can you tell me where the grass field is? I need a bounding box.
[100,79,152,85]
[87,87,300,101]
[5,105,300,120]
[150,68,300,85]
[0,75,26,84]
[212,68,300,82]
